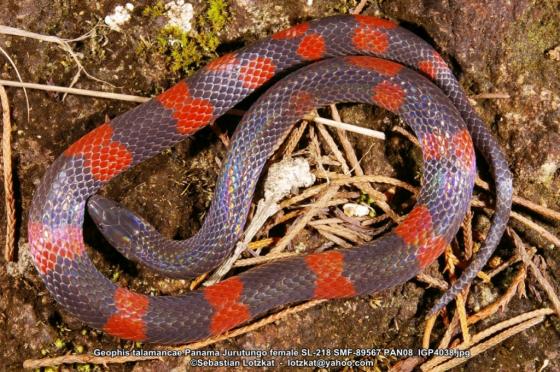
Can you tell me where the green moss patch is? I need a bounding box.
[141,0,229,74]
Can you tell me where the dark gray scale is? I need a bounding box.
[145,292,215,344]
[341,234,418,295]
[111,100,186,166]
[238,257,317,318]
[41,252,119,330]
[34,157,101,227]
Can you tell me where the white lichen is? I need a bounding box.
[104,3,135,31]
[164,0,195,33]
[540,160,559,184]
[264,157,316,202]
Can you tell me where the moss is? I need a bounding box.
[142,1,166,18]
[139,0,230,75]
[503,2,560,79]
[206,0,228,32]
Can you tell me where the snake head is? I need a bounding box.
[87,194,147,258]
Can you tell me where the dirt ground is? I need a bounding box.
[0,0,559,370]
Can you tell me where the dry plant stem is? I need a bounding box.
[208,192,284,284]
[316,121,351,174]
[234,251,300,267]
[329,105,394,216]
[462,210,473,260]
[316,228,353,248]
[475,178,560,222]
[305,114,386,140]
[272,185,340,253]
[280,183,329,209]
[510,211,560,247]
[510,228,560,317]
[189,272,208,290]
[23,299,326,369]
[0,79,148,103]
[270,210,302,227]
[0,80,390,142]
[466,266,526,325]
[1,85,15,261]
[470,199,560,248]
[0,24,95,45]
[392,125,419,145]
[22,354,157,369]
[309,217,344,226]
[390,357,425,372]
[422,314,437,348]
[486,246,536,279]
[316,172,418,195]
[456,289,471,345]
[360,213,391,226]
[425,308,554,370]
[352,0,370,14]
[416,273,449,291]
[0,46,30,122]
[247,237,275,250]
[0,23,114,91]
[471,92,510,99]
[282,121,308,158]
[421,311,550,372]
[437,313,460,349]
[313,223,367,244]
[309,125,328,179]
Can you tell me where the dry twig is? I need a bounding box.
[272,185,340,253]
[421,308,553,371]
[466,266,526,325]
[1,85,15,261]
[509,228,560,317]
[0,23,114,94]
[475,178,560,222]
[352,0,369,14]
[0,79,148,103]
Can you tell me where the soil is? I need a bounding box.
[0,0,559,371]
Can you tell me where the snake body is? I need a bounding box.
[28,15,512,344]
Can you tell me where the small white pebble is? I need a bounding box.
[343,203,371,217]
[306,0,313,6]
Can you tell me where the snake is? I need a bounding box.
[28,15,513,344]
